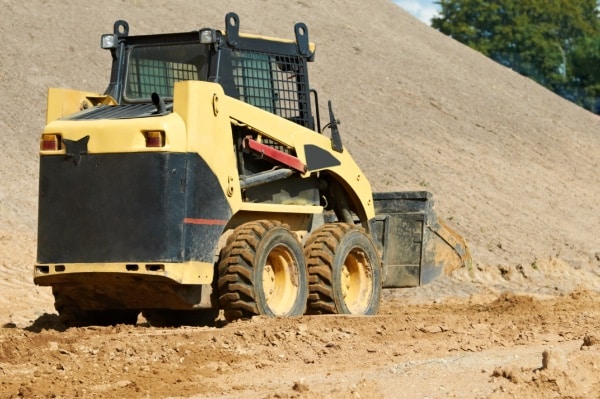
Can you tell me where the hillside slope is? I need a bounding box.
[0,0,598,322]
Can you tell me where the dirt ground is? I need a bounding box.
[1,1,599,398]
[2,284,600,398]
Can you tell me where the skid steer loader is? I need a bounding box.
[34,13,470,327]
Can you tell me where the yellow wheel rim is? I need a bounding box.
[340,248,373,314]
[262,245,299,315]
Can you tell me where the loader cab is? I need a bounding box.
[101,13,317,130]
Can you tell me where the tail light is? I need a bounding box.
[41,134,61,151]
[144,130,165,148]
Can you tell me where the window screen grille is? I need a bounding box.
[232,50,311,128]
[125,44,207,100]
[127,59,198,99]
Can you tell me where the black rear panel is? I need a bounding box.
[37,152,230,264]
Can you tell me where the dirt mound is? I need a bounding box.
[485,292,543,314]
[490,342,600,399]
[2,0,599,264]
[1,0,599,325]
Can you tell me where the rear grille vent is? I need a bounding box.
[67,104,160,120]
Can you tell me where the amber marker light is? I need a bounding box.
[144,130,165,148]
[41,134,61,151]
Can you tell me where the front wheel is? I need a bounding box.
[217,220,308,321]
[304,223,382,315]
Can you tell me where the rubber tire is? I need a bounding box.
[304,223,382,315]
[53,288,139,327]
[217,220,308,321]
[142,309,219,327]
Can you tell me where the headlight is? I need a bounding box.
[101,34,118,49]
[199,29,217,44]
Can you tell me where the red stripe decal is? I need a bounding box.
[184,218,227,225]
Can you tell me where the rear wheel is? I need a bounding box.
[53,287,139,327]
[218,220,308,321]
[304,223,382,315]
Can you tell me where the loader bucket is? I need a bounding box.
[371,191,471,288]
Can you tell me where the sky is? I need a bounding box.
[393,0,440,25]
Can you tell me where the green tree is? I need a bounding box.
[432,0,600,112]
[570,35,600,110]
